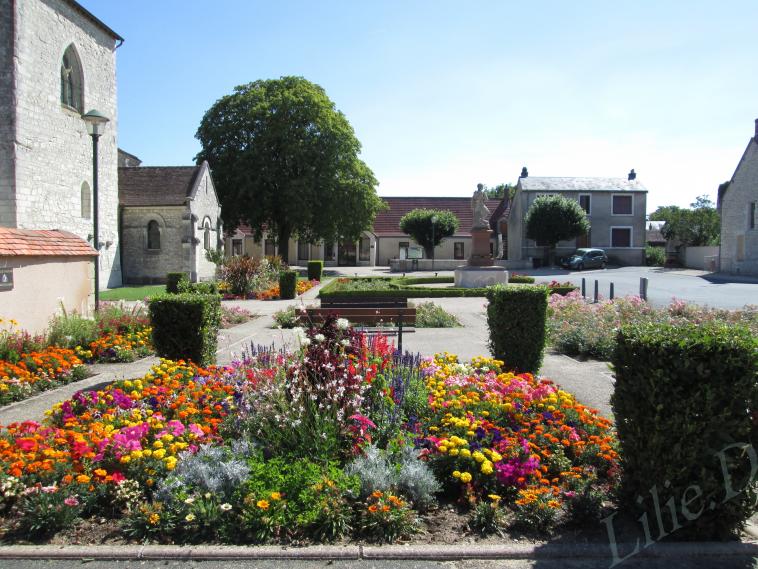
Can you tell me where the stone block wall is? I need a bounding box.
[720,140,758,275]
[0,0,16,228]
[189,167,222,281]
[121,206,187,284]
[8,0,121,287]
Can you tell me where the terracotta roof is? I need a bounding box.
[0,228,97,257]
[119,164,203,207]
[372,197,502,236]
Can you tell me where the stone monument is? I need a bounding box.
[454,184,509,288]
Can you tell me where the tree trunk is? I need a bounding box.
[424,245,434,260]
[277,225,291,264]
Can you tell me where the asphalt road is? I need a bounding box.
[525,266,758,309]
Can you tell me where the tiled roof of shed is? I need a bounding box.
[519,177,647,192]
[372,197,502,236]
[119,165,202,207]
[0,228,97,257]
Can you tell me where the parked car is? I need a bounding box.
[560,248,608,270]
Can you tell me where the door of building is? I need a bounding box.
[338,241,357,266]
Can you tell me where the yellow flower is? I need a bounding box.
[257,499,270,510]
[148,513,160,525]
[488,494,502,502]
[472,451,485,463]
[460,449,471,458]
[270,492,282,501]
[76,474,90,484]
[452,471,461,479]
[460,472,472,483]
[153,448,166,459]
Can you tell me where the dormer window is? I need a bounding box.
[60,45,83,112]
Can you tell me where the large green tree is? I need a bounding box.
[399,209,459,259]
[649,195,720,246]
[525,195,590,265]
[195,76,385,262]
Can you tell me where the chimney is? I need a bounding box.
[520,166,528,178]
[628,169,637,181]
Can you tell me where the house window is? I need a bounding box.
[264,238,276,256]
[610,227,632,248]
[80,182,91,219]
[60,45,83,112]
[399,241,409,259]
[612,194,633,215]
[579,194,591,215]
[359,237,370,261]
[147,220,161,250]
[750,202,756,230]
[454,242,464,260]
[232,239,243,256]
[203,220,211,251]
[298,241,310,260]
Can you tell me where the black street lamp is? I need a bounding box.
[81,109,109,311]
[431,214,438,271]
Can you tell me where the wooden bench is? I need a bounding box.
[305,306,416,326]
[319,297,408,309]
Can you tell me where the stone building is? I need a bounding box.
[0,0,123,289]
[118,161,222,283]
[507,171,648,267]
[718,119,758,275]
[225,196,502,268]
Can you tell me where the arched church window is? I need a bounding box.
[203,219,212,251]
[147,220,161,250]
[80,182,91,219]
[60,45,84,112]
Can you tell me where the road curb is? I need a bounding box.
[0,542,755,561]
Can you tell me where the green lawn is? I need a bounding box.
[101,285,166,301]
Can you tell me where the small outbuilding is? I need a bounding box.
[118,161,222,283]
[0,228,97,334]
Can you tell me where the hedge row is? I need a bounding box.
[612,322,758,541]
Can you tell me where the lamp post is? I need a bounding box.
[431,214,438,271]
[82,109,109,312]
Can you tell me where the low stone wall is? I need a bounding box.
[390,259,465,272]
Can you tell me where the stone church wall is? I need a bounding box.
[4,0,121,287]
[0,0,16,228]
[121,206,187,284]
[189,167,222,281]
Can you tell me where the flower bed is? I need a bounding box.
[225,279,319,300]
[0,321,619,543]
[76,328,153,363]
[0,347,87,406]
[547,292,758,360]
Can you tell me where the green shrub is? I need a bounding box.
[272,306,301,328]
[307,260,324,281]
[279,270,298,300]
[178,279,219,295]
[219,256,260,296]
[415,302,461,328]
[645,245,665,266]
[485,285,549,374]
[47,307,98,349]
[508,274,535,284]
[612,322,758,540]
[166,272,188,294]
[318,278,490,299]
[148,293,221,366]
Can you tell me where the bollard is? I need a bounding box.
[397,299,404,354]
[639,277,648,301]
[610,282,614,300]
[581,278,586,298]
[594,280,599,303]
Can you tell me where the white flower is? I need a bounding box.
[314,333,326,343]
[340,339,350,347]
[336,318,349,330]
[184,497,195,505]
[220,503,233,511]
[185,513,196,522]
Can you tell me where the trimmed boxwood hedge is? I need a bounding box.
[148,293,221,366]
[508,275,535,284]
[279,270,298,299]
[612,322,758,541]
[307,260,323,281]
[485,284,549,374]
[165,272,187,294]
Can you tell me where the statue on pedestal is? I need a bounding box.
[472,183,490,230]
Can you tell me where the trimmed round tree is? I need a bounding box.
[524,195,590,266]
[195,76,385,263]
[399,209,459,260]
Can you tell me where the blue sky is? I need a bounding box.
[81,0,758,213]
